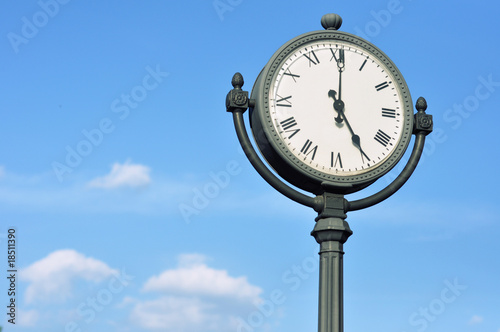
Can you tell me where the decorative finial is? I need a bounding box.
[227,72,251,113]
[321,14,342,30]
[232,72,244,89]
[416,97,428,112]
[413,96,433,135]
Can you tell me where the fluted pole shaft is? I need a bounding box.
[312,217,352,332]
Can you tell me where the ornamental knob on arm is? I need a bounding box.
[414,97,433,135]
[226,72,252,113]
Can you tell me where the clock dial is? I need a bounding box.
[269,40,405,177]
[250,31,413,194]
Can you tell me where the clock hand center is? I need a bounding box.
[328,90,371,162]
[328,89,344,123]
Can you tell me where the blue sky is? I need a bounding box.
[1,0,500,331]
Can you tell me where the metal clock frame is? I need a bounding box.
[250,29,414,195]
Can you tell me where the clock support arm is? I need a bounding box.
[226,72,318,209]
[347,97,433,212]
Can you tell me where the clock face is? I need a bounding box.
[251,32,413,193]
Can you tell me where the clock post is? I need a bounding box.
[311,192,351,332]
[225,13,433,332]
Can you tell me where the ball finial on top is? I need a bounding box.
[321,13,342,30]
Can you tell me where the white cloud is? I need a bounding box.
[130,296,226,331]
[17,309,40,327]
[130,254,264,332]
[87,160,151,189]
[177,253,208,267]
[142,254,262,302]
[0,163,310,220]
[20,249,118,304]
[468,315,484,325]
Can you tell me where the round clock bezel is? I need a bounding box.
[250,29,413,195]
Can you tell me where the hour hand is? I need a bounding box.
[328,90,344,123]
[328,89,336,100]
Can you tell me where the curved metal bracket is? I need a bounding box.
[226,73,433,215]
[226,73,318,209]
[347,97,433,211]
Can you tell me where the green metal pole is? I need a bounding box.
[312,194,352,332]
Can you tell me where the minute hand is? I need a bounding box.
[335,49,345,123]
[331,97,371,162]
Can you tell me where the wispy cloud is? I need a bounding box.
[0,170,187,216]
[351,195,500,242]
[18,250,269,331]
[87,160,151,189]
[18,249,136,330]
[130,296,236,331]
[143,253,262,302]
[130,253,263,332]
[468,315,484,325]
[20,249,118,304]
[17,309,40,327]
[0,162,311,222]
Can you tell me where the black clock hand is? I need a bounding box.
[343,115,371,162]
[328,91,371,162]
[334,49,345,124]
[334,70,343,124]
[328,90,344,124]
[351,134,370,162]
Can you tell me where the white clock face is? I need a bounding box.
[269,40,407,177]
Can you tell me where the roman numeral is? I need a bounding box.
[283,69,300,82]
[280,117,297,130]
[375,81,390,91]
[330,48,344,62]
[330,48,337,62]
[276,95,292,107]
[359,59,367,71]
[331,152,343,168]
[280,117,300,138]
[374,129,392,147]
[381,108,397,118]
[301,139,318,160]
[279,117,301,138]
[304,50,320,66]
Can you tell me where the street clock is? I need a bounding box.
[249,14,413,194]
[225,14,433,332]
